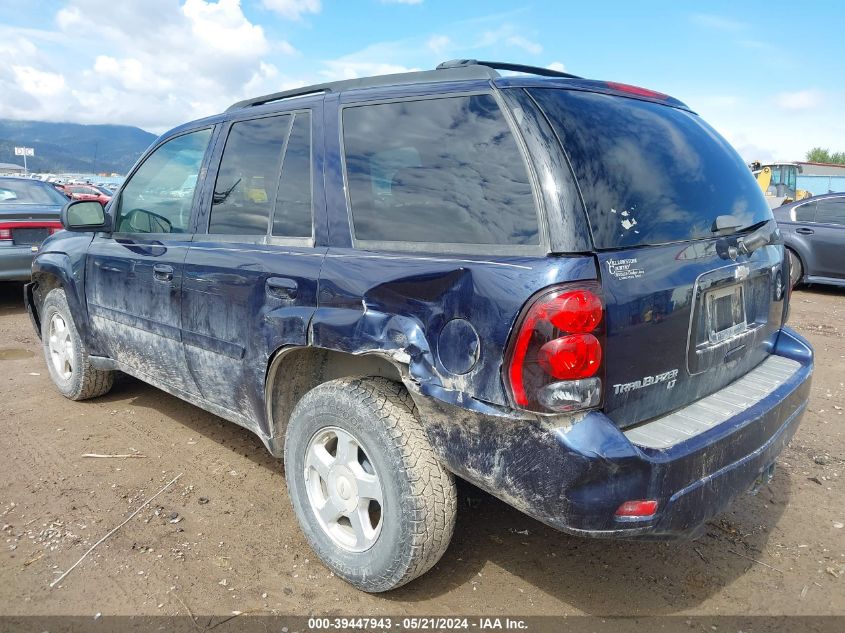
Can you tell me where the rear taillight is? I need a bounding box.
[0,221,63,245]
[505,283,605,413]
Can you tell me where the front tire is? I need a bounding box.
[284,377,457,592]
[41,289,114,400]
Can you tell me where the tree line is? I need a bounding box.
[805,147,845,164]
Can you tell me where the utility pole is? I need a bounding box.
[14,146,35,176]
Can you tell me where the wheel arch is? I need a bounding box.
[263,346,406,456]
[30,260,78,337]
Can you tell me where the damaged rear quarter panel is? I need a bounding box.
[312,248,598,406]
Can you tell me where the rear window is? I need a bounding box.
[342,94,540,246]
[0,180,67,205]
[529,89,772,250]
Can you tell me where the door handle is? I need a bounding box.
[153,264,174,282]
[795,227,814,235]
[266,277,298,300]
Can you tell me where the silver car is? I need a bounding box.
[774,192,845,287]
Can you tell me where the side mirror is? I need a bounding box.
[61,199,112,232]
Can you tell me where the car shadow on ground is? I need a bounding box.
[96,373,790,615]
[98,374,282,472]
[0,281,27,317]
[794,283,845,297]
[388,474,789,614]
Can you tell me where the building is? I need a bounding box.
[0,162,25,176]
[797,161,845,196]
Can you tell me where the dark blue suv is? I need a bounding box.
[25,60,813,592]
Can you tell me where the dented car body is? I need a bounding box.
[25,61,812,587]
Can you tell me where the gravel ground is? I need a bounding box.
[0,281,843,617]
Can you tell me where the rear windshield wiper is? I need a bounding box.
[715,219,779,260]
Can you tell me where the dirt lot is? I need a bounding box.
[0,281,843,618]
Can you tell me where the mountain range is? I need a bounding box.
[0,119,157,175]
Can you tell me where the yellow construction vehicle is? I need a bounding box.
[749,161,811,208]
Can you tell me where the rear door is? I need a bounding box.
[86,128,213,395]
[810,196,845,279]
[528,88,787,427]
[181,103,324,430]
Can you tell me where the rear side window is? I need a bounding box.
[529,89,772,249]
[210,114,292,235]
[272,112,312,237]
[794,202,816,222]
[815,198,845,225]
[342,94,539,246]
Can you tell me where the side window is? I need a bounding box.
[117,129,211,234]
[342,94,539,246]
[115,129,211,233]
[209,115,292,235]
[794,202,816,223]
[815,198,845,225]
[272,112,312,237]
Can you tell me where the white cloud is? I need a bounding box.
[184,0,270,56]
[55,6,83,30]
[1,0,296,131]
[316,38,425,82]
[11,65,67,98]
[505,35,542,55]
[321,60,419,81]
[547,61,566,73]
[684,89,845,162]
[427,35,451,56]
[262,0,321,21]
[774,89,823,111]
[691,13,746,31]
[381,0,424,4]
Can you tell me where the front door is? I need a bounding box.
[86,128,213,395]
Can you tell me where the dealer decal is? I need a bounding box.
[606,257,645,281]
[613,369,678,395]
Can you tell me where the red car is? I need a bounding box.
[61,184,111,206]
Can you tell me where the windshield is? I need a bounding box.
[0,179,68,205]
[529,89,772,249]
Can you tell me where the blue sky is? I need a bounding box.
[1,0,843,162]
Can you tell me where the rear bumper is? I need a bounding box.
[414,326,813,538]
[0,246,36,281]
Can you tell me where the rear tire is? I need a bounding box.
[787,248,803,288]
[41,288,114,400]
[284,377,457,592]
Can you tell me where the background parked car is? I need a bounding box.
[51,183,71,198]
[773,192,845,287]
[61,183,111,206]
[0,177,67,281]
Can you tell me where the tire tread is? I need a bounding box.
[42,289,113,401]
[285,376,457,592]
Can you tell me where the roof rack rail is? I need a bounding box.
[226,65,498,112]
[226,87,330,112]
[436,59,582,80]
